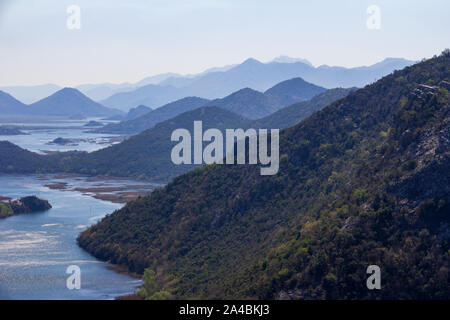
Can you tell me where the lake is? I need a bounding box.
[0,175,143,300]
[0,118,122,153]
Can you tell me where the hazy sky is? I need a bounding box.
[0,0,449,86]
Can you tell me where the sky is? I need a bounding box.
[0,0,449,87]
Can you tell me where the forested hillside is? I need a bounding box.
[78,52,450,299]
[253,88,354,129]
[0,89,351,182]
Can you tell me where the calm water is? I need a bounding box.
[0,175,142,300]
[0,118,121,153]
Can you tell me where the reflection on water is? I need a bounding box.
[0,175,142,300]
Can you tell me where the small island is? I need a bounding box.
[0,196,52,218]
[47,137,80,146]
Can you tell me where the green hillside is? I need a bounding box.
[78,52,450,299]
[253,88,354,129]
[70,106,251,181]
[0,88,350,182]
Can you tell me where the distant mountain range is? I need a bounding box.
[100,57,415,111]
[0,75,327,122]
[0,84,61,105]
[99,84,188,112]
[264,77,327,106]
[121,105,153,121]
[97,97,210,134]
[0,56,416,109]
[0,90,30,115]
[99,77,327,133]
[0,83,353,182]
[0,88,123,118]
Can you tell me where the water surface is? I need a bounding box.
[0,175,142,300]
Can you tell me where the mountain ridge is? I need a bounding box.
[27,87,123,117]
[100,57,415,110]
[76,51,450,299]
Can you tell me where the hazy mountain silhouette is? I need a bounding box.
[101,57,415,111]
[264,77,326,106]
[0,84,61,104]
[2,57,414,109]
[100,84,189,111]
[28,88,123,117]
[123,105,153,121]
[99,77,333,133]
[205,87,282,120]
[270,55,313,66]
[0,90,29,115]
[97,97,210,133]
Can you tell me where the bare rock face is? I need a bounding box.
[9,196,52,214]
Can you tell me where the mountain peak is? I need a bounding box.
[271,55,313,66]
[28,87,122,117]
[234,87,259,94]
[241,58,262,65]
[0,89,28,115]
[56,87,84,96]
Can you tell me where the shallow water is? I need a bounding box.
[0,118,121,153]
[0,175,142,300]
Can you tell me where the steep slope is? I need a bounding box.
[0,141,63,173]
[28,88,123,117]
[68,107,251,181]
[0,84,61,104]
[78,52,450,300]
[123,105,153,121]
[98,97,210,134]
[0,89,358,180]
[206,88,283,120]
[99,77,329,134]
[264,77,326,106]
[0,90,29,115]
[76,82,135,101]
[253,88,354,129]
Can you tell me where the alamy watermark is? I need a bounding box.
[366,265,381,289]
[366,5,381,30]
[66,265,81,290]
[66,5,81,30]
[171,121,280,175]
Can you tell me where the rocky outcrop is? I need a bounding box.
[9,196,52,214]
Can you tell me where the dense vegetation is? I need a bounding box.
[253,88,353,129]
[0,88,351,182]
[78,52,450,299]
[100,77,329,134]
[68,106,251,182]
[9,196,52,214]
[0,202,13,218]
[0,196,51,218]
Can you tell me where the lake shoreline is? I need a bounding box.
[0,174,146,299]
